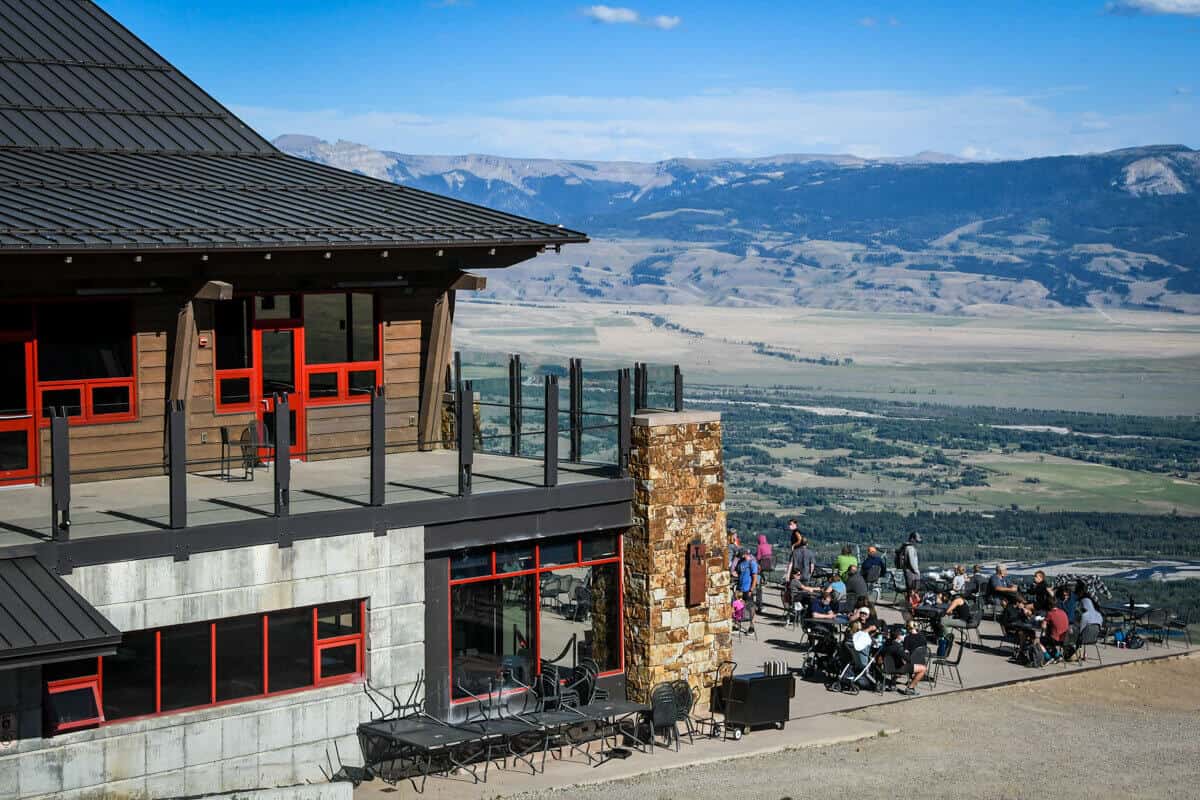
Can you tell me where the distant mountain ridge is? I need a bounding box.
[276,134,1200,314]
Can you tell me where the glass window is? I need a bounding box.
[218,377,251,405]
[539,564,621,674]
[46,683,101,731]
[0,430,29,473]
[41,388,81,418]
[581,533,618,561]
[36,302,133,382]
[304,293,377,365]
[316,601,360,639]
[318,643,358,680]
[0,303,32,332]
[451,575,535,699]
[102,630,156,721]
[348,369,376,396]
[215,614,263,701]
[160,624,211,712]
[495,543,535,574]
[308,372,339,399]
[0,340,28,416]
[539,539,577,567]
[260,330,295,395]
[43,659,98,683]
[214,298,252,370]
[268,607,313,693]
[254,294,299,321]
[450,550,491,581]
[91,385,130,416]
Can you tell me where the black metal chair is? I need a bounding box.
[930,634,964,687]
[669,679,697,745]
[649,682,680,751]
[1076,623,1103,664]
[1166,609,1192,649]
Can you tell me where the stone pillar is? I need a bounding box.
[623,410,731,711]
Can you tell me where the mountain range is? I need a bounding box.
[276,134,1200,314]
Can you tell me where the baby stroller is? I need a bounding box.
[825,640,880,695]
[802,623,840,680]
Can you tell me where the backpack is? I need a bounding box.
[894,544,908,571]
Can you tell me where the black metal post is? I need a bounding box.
[49,408,71,542]
[168,399,187,529]
[370,386,385,507]
[569,358,582,463]
[509,354,523,457]
[633,362,643,413]
[453,351,462,393]
[457,380,474,496]
[617,368,631,478]
[273,394,290,520]
[544,375,558,488]
[673,364,684,412]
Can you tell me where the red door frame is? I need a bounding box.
[252,319,306,460]
[0,334,37,485]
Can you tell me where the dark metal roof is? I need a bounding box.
[0,556,121,670]
[0,0,588,254]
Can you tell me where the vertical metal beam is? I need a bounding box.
[453,351,462,394]
[617,368,631,478]
[273,393,290,521]
[674,364,684,412]
[49,409,71,542]
[457,380,474,496]
[370,386,386,507]
[543,375,559,488]
[509,354,523,457]
[569,358,582,463]
[168,399,187,529]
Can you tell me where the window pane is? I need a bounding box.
[451,575,535,699]
[450,550,490,581]
[348,369,376,396]
[307,372,339,399]
[303,294,349,365]
[495,544,534,574]
[316,601,360,639]
[47,686,99,727]
[0,340,28,415]
[102,630,156,721]
[254,294,298,321]
[215,615,264,701]
[91,385,130,416]
[36,302,132,381]
[318,644,358,680]
[219,377,251,405]
[0,303,32,332]
[539,539,577,567]
[0,430,29,473]
[268,607,313,693]
[41,388,81,418]
[43,659,98,683]
[215,298,252,370]
[581,533,618,561]
[349,293,376,362]
[160,623,211,712]
[260,330,296,395]
[539,563,621,674]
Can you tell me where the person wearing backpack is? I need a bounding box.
[895,533,922,593]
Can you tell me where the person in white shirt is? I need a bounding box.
[951,564,967,595]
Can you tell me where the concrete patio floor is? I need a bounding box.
[0,451,618,550]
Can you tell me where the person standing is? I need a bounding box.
[755,534,774,613]
[900,533,922,593]
[734,548,759,634]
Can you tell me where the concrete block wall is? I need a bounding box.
[0,527,424,800]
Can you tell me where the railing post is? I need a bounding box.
[509,354,523,457]
[370,386,385,507]
[633,362,643,413]
[273,393,290,520]
[168,399,187,529]
[673,364,684,413]
[544,375,558,488]
[453,350,462,394]
[457,380,474,496]
[617,368,631,478]
[49,408,71,542]
[569,358,582,463]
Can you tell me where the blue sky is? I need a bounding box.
[104,0,1200,161]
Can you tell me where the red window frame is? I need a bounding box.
[214,292,382,413]
[447,533,624,705]
[45,670,104,733]
[44,600,366,736]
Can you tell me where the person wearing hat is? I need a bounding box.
[733,547,759,634]
[902,532,922,594]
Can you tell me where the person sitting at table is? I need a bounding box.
[997,594,1025,639]
[828,572,847,607]
[844,563,869,609]
[940,592,974,637]
[850,596,882,634]
[835,545,859,580]
[1038,602,1070,664]
[900,620,929,696]
[1030,570,1054,613]
[1078,591,1104,629]
[810,587,837,619]
[951,565,967,595]
[1056,585,1077,624]
[880,624,909,692]
[989,564,1021,606]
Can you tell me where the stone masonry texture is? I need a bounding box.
[624,412,731,712]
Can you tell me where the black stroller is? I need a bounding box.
[825,640,882,695]
[802,623,841,681]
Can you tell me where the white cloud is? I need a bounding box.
[1105,0,1200,15]
[583,5,640,24]
[582,5,680,29]
[859,16,878,27]
[234,87,1200,163]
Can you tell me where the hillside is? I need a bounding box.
[277,135,1200,314]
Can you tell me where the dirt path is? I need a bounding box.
[510,653,1200,800]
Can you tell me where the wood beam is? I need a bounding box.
[418,290,455,450]
[168,300,197,407]
[449,272,487,292]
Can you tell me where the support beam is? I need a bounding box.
[370,386,385,507]
[167,299,196,407]
[544,375,558,488]
[449,272,487,292]
[457,380,474,496]
[50,409,71,543]
[168,400,187,529]
[419,290,455,450]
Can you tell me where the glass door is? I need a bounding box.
[0,337,36,484]
[255,327,304,459]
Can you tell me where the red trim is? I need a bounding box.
[617,533,625,672]
[0,334,36,485]
[154,630,161,713]
[210,622,216,704]
[262,615,270,695]
[46,675,103,732]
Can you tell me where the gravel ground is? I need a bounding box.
[510,653,1200,800]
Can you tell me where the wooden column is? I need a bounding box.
[418,289,455,450]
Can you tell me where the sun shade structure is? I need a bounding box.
[0,0,587,253]
[0,557,121,670]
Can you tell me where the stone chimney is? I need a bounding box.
[622,410,732,711]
